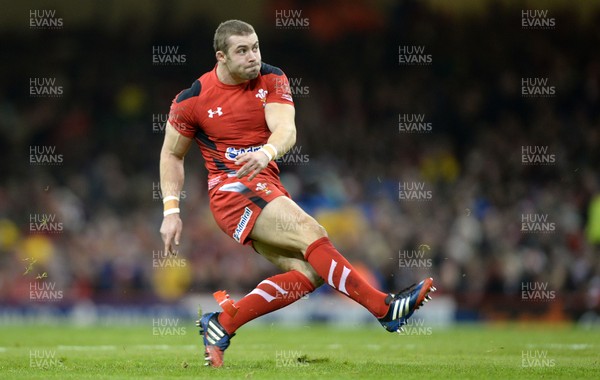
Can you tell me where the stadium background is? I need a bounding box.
[1,0,599,326]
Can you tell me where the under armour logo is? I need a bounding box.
[208,107,223,118]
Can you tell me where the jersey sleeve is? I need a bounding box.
[264,70,294,106]
[168,80,201,138]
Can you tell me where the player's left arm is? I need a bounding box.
[235,103,296,180]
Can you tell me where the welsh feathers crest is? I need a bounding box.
[255,89,268,106]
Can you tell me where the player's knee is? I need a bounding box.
[305,221,327,240]
[295,221,327,253]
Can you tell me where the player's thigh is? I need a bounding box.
[250,196,326,253]
[252,240,323,287]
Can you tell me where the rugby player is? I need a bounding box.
[159,19,436,367]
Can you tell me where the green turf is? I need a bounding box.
[0,322,598,379]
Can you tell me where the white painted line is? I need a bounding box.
[525,343,593,350]
[56,344,196,351]
[58,345,116,351]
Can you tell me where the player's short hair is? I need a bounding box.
[213,20,255,54]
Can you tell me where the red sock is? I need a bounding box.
[305,237,388,318]
[218,270,315,334]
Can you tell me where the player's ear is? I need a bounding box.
[216,50,227,63]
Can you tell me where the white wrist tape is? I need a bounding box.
[259,147,273,161]
[264,143,278,159]
[163,208,180,217]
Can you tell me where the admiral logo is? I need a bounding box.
[29,77,63,97]
[521,213,556,233]
[152,45,187,65]
[521,350,556,368]
[233,207,253,242]
[521,281,556,301]
[398,45,432,65]
[225,146,262,161]
[521,145,555,165]
[399,113,432,133]
[29,9,63,29]
[399,182,432,201]
[152,250,187,268]
[275,10,310,29]
[521,78,555,97]
[522,10,555,30]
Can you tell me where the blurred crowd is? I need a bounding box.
[1,1,599,319]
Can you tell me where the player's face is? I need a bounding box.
[223,33,261,82]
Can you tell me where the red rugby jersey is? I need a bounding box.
[168,63,294,189]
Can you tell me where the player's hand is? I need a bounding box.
[160,214,182,256]
[235,151,270,180]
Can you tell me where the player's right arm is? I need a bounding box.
[159,121,193,255]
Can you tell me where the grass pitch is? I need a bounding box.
[0,322,598,379]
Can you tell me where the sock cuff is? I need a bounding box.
[287,270,317,293]
[304,236,331,261]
